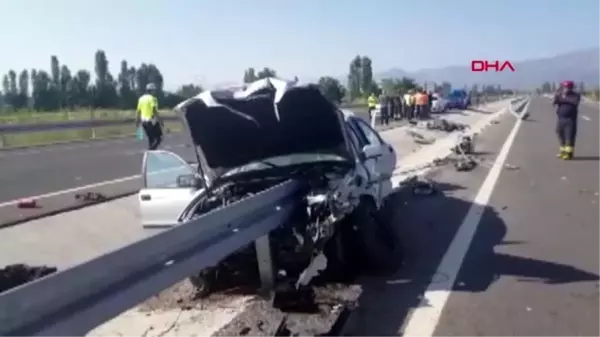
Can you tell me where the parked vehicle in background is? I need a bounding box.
[445,89,470,109]
[430,93,448,113]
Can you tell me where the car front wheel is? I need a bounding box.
[346,200,404,275]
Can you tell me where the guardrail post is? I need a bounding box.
[254,234,275,292]
[90,109,96,140]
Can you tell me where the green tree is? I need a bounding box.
[118,60,135,108]
[17,70,29,109]
[347,55,362,99]
[243,68,257,83]
[176,84,203,98]
[317,76,345,104]
[256,67,277,79]
[360,56,373,95]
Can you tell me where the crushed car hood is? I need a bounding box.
[174,78,352,180]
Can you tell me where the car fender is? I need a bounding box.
[352,160,384,210]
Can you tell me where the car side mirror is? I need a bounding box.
[176,174,204,188]
[362,144,383,159]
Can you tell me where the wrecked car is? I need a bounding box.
[137,78,404,295]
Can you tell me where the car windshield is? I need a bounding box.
[220,153,348,178]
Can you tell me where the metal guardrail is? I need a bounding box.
[0,179,301,336]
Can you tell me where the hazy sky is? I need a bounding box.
[1,0,598,89]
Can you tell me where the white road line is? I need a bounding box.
[402,109,525,336]
[581,115,591,121]
[0,162,198,208]
[0,175,141,208]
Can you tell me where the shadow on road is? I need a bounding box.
[571,156,599,161]
[343,181,599,336]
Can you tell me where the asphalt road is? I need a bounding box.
[0,109,373,205]
[341,97,599,336]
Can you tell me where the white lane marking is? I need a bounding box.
[0,174,141,207]
[403,110,525,336]
[0,161,197,208]
[581,115,591,121]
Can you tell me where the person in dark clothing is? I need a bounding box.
[552,80,581,160]
[379,94,390,125]
[427,91,434,111]
[389,94,396,121]
[395,95,403,120]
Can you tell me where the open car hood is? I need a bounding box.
[174,78,352,182]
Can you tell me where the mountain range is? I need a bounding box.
[325,48,599,90]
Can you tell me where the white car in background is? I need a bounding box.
[430,93,448,113]
[137,78,402,295]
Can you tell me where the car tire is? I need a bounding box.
[346,199,404,275]
[188,268,216,298]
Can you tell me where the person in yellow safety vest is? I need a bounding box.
[367,93,377,120]
[403,90,415,120]
[136,83,163,150]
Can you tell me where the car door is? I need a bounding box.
[139,150,206,228]
[350,118,397,200]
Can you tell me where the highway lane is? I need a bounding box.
[342,97,599,336]
[0,109,372,204]
[0,133,196,204]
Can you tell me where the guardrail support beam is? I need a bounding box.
[255,234,275,291]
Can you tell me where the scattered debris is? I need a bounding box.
[273,316,292,336]
[452,135,475,155]
[504,164,520,170]
[75,192,107,202]
[426,118,467,132]
[406,130,435,145]
[17,199,38,209]
[0,264,57,294]
[273,284,318,313]
[402,176,437,196]
[454,156,478,172]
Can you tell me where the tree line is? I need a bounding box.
[0,50,520,113]
[538,81,587,94]
[0,50,206,112]
[315,55,514,104]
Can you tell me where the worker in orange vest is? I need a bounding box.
[415,89,429,119]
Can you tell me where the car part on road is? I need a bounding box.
[410,179,437,196]
[16,199,38,209]
[426,118,467,132]
[74,192,107,203]
[454,156,478,172]
[453,135,475,155]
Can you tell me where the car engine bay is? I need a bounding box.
[186,163,362,296]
